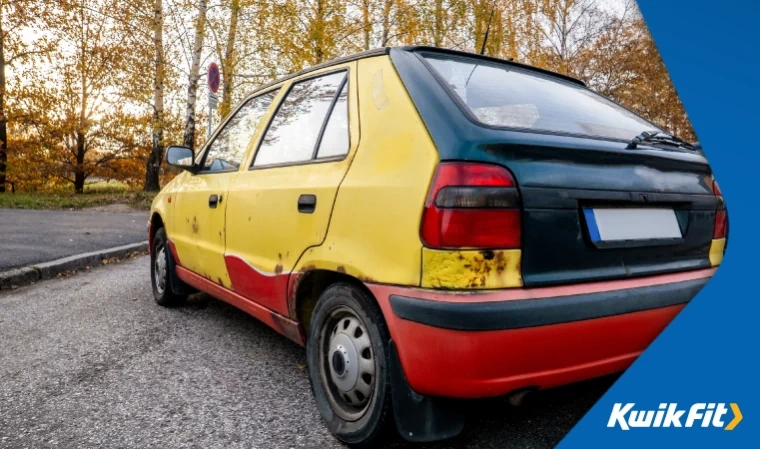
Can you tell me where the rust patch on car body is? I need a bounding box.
[421,248,522,289]
[286,265,317,321]
[287,272,306,319]
[269,311,305,346]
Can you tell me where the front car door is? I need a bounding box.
[172,89,280,286]
[224,64,359,315]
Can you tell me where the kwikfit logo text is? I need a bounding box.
[607,403,742,430]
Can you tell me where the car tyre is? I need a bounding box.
[307,283,395,448]
[150,227,186,307]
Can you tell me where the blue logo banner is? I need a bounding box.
[559,0,758,447]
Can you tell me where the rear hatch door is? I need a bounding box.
[491,141,716,286]
[392,48,719,287]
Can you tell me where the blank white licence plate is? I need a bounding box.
[583,208,682,243]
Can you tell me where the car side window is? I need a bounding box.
[316,84,349,159]
[200,89,279,173]
[253,71,347,167]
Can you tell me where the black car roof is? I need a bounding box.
[251,46,584,94]
[400,46,586,87]
[252,48,390,93]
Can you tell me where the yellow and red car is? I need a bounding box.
[149,46,726,446]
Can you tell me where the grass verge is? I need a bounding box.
[0,190,155,210]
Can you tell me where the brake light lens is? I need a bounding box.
[421,163,521,249]
[712,179,727,239]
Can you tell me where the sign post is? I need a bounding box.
[207,62,220,138]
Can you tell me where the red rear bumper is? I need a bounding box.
[367,267,715,399]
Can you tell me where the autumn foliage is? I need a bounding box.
[0,0,695,194]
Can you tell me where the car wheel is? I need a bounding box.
[307,283,394,448]
[150,227,186,307]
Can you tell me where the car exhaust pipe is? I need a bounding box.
[508,388,534,407]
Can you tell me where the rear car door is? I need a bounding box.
[224,64,358,315]
[172,90,279,286]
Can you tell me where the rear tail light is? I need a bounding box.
[420,162,521,249]
[712,179,727,239]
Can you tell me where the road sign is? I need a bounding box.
[207,64,220,138]
[208,91,218,138]
[208,62,220,94]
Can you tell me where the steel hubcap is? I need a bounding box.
[323,310,375,421]
[329,334,360,393]
[154,244,167,294]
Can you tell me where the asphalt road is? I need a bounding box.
[0,256,615,448]
[0,209,148,270]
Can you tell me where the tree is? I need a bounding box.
[182,0,208,150]
[5,81,66,192]
[0,4,7,193]
[46,0,135,193]
[345,0,424,49]
[2,0,700,196]
[523,0,608,75]
[268,0,349,71]
[469,0,503,56]
[144,0,165,192]
[417,0,468,48]
[598,17,695,140]
[0,6,7,193]
[219,0,241,119]
[565,1,695,139]
[0,0,53,193]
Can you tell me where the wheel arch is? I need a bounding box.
[291,269,378,335]
[149,212,165,252]
[150,212,164,233]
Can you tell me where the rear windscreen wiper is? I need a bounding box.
[627,131,695,150]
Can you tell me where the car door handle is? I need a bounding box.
[298,194,317,214]
[209,194,219,209]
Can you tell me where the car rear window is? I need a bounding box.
[421,54,662,141]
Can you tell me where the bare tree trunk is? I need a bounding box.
[381,0,393,46]
[145,0,164,192]
[474,0,485,53]
[182,0,207,150]
[75,30,89,194]
[361,0,371,51]
[74,131,86,193]
[219,0,240,119]
[0,7,7,194]
[314,0,325,64]
[434,0,443,47]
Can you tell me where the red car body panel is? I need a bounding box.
[367,267,715,398]
[175,265,304,346]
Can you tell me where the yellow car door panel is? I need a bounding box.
[172,173,225,278]
[168,172,203,275]
[176,173,234,285]
[225,65,358,316]
[172,89,281,286]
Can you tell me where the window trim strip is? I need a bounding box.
[311,77,349,160]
